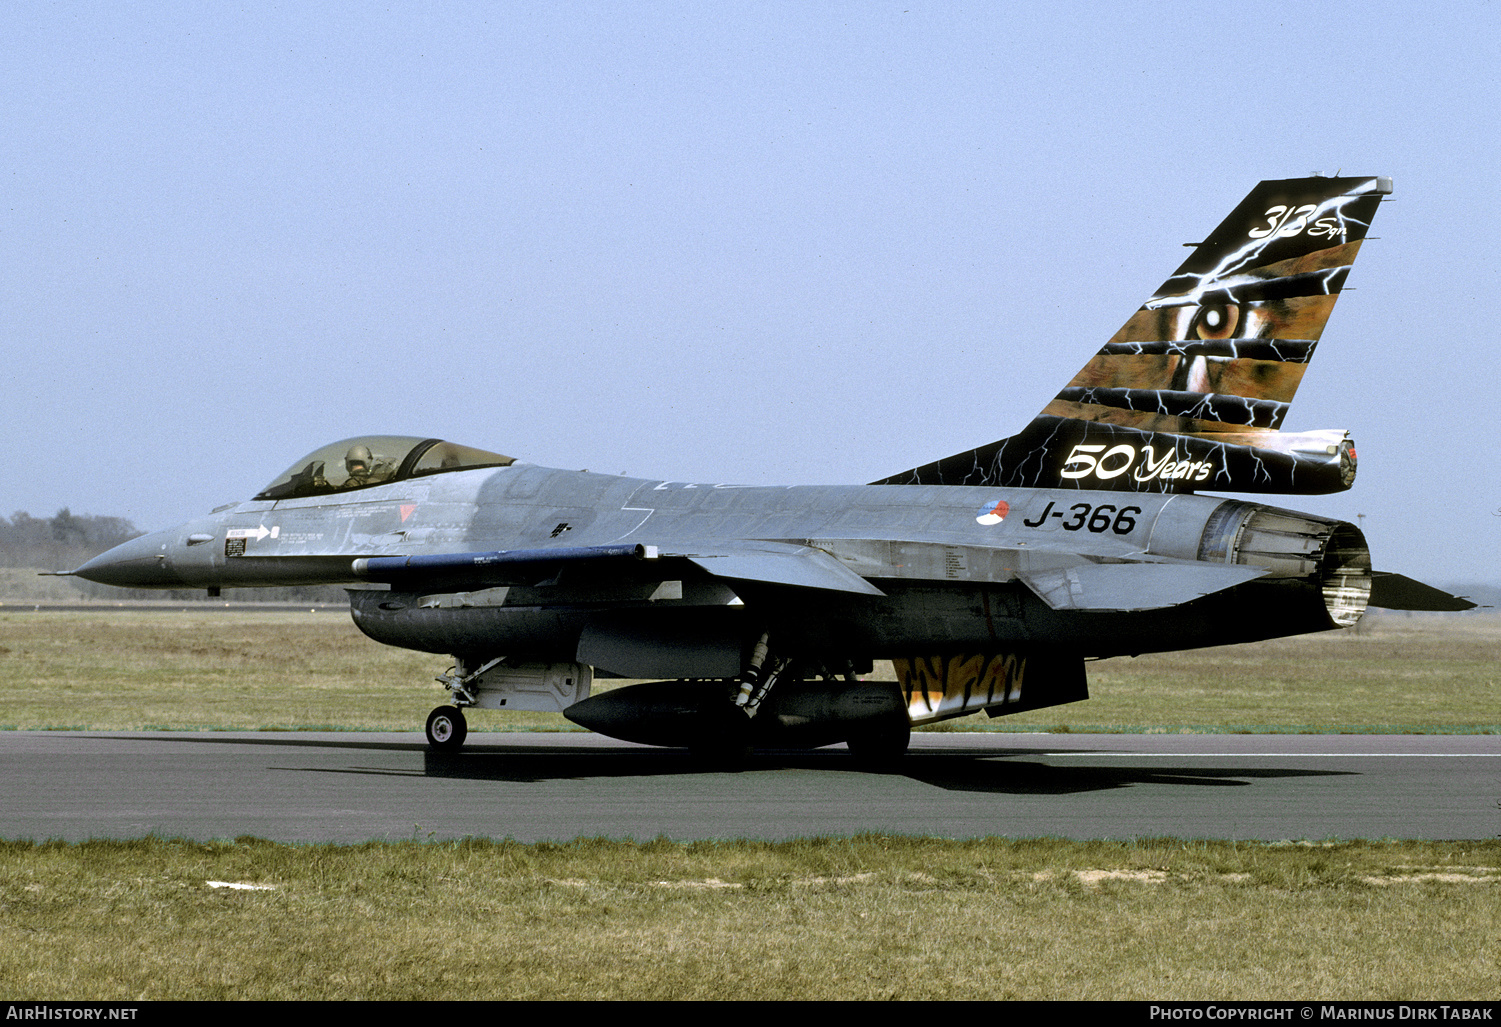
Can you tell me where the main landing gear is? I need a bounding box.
[425,705,468,750]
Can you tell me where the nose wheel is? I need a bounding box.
[425,705,468,750]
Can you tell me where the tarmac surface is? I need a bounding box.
[2,731,1496,843]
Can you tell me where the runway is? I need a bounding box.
[1,731,1495,843]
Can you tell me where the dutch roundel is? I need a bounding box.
[975,499,1009,526]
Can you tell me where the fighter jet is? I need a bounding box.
[69,175,1471,759]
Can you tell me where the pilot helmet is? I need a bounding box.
[345,444,373,475]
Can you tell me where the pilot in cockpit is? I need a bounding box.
[341,444,392,488]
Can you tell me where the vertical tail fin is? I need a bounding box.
[877,176,1392,494]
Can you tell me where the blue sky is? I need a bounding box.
[3,2,1497,585]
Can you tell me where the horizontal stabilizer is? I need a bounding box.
[1018,561,1267,611]
[1368,572,1477,612]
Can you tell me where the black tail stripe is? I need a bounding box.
[1054,388,1288,429]
[1096,339,1316,362]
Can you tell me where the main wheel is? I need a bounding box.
[425,705,468,750]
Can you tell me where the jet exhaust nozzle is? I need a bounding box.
[1198,501,1372,629]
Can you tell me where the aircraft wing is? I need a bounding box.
[353,540,885,596]
[670,541,885,595]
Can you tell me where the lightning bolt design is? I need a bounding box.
[1098,339,1316,361]
[873,176,1387,497]
[1055,388,1288,429]
[1147,187,1379,310]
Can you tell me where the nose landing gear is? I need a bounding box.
[425,705,468,750]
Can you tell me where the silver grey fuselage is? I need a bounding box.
[78,462,1365,676]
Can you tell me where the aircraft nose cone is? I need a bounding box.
[72,531,186,588]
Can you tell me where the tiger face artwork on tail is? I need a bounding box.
[875,176,1391,496]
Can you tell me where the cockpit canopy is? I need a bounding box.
[255,436,515,501]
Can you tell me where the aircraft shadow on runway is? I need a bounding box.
[895,760,1354,796]
[410,750,1355,796]
[117,734,1356,795]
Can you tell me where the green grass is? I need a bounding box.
[0,608,1496,733]
[3,610,1495,1000]
[1,835,1496,1000]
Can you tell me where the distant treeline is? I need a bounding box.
[0,509,140,572]
[0,509,346,602]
